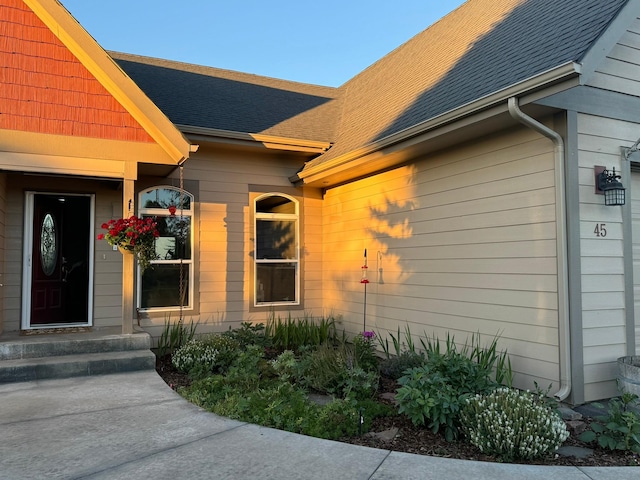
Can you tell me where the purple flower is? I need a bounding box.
[362,331,376,339]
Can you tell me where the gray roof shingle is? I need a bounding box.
[111,52,342,143]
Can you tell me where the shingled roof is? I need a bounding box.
[111,52,342,144]
[111,0,628,166]
[309,0,628,165]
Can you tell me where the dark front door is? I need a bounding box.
[30,194,90,326]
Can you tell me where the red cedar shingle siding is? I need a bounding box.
[0,0,153,142]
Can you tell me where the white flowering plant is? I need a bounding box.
[460,387,569,461]
[172,335,240,378]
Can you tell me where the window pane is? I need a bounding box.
[256,219,296,259]
[149,216,191,260]
[141,188,191,210]
[256,263,296,303]
[256,196,294,214]
[140,264,190,308]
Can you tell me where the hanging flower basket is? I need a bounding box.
[98,216,159,273]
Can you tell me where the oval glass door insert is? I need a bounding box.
[40,213,57,276]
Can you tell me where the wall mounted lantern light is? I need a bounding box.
[595,165,626,206]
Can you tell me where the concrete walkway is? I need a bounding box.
[0,371,636,479]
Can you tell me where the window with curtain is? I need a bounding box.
[254,193,299,306]
[137,186,194,310]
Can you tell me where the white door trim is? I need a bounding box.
[21,191,95,329]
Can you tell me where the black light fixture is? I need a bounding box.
[595,166,626,206]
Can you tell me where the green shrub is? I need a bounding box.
[299,342,379,400]
[396,368,465,441]
[171,334,240,378]
[460,387,569,461]
[579,392,640,453]
[270,350,299,382]
[395,344,503,440]
[223,322,269,348]
[181,374,240,409]
[187,378,386,440]
[307,399,360,439]
[421,332,513,388]
[379,351,426,379]
[212,381,316,432]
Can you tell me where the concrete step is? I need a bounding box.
[0,349,156,383]
[0,331,151,361]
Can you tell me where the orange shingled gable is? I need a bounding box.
[0,0,154,142]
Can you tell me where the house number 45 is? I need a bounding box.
[594,223,607,237]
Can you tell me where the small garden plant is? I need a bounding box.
[579,391,640,454]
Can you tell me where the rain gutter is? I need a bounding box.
[293,62,581,185]
[507,97,571,402]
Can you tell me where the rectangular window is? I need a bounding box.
[137,186,193,311]
[254,194,299,306]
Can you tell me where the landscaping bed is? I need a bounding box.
[155,319,640,467]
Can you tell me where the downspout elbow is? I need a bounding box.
[507,97,571,402]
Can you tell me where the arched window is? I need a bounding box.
[137,186,194,311]
[254,193,299,306]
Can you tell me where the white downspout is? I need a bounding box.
[508,97,571,401]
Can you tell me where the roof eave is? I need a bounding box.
[293,61,582,187]
[177,125,332,154]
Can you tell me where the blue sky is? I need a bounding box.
[59,1,467,87]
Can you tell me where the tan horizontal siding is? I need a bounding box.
[322,125,560,392]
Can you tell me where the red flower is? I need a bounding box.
[96,215,160,273]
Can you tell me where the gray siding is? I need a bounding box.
[577,114,636,401]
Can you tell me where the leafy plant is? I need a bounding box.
[579,392,640,453]
[184,374,389,440]
[306,398,361,439]
[265,312,338,351]
[460,387,569,461]
[223,322,269,348]
[421,332,513,388]
[299,342,379,400]
[270,350,299,382]
[379,351,426,380]
[156,316,198,358]
[352,331,379,372]
[396,369,464,441]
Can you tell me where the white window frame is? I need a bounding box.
[137,185,194,312]
[254,193,300,306]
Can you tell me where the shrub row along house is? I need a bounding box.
[2,0,640,404]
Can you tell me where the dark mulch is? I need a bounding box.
[155,356,640,467]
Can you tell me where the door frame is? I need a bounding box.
[21,191,95,330]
